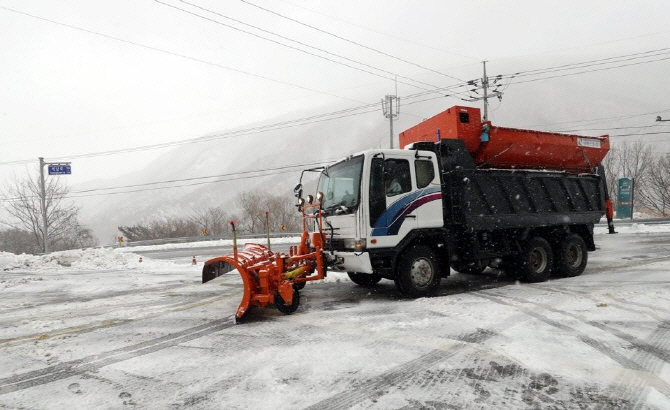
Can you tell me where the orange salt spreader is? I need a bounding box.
[399,106,610,174]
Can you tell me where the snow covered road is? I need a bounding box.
[1,224,670,409]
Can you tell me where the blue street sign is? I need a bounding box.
[48,165,71,175]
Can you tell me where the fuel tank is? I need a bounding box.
[399,106,609,173]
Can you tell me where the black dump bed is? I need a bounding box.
[413,140,607,231]
[443,168,605,230]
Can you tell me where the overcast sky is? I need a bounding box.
[2,0,670,188]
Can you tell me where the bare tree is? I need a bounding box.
[118,216,200,241]
[236,191,266,233]
[637,153,670,216]
[0,228,39,254]
[236,190,300,233]
[190,206,230,236]
[602,140,653,213]
[1,171,96,253]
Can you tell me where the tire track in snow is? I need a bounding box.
[299,313,529,410]
[474,292,670,401]
[596,323,670,410]
[488,288,670,364]
[530,293,670,409]
[0,319,234,395]
[0,295,228,348]
[0,283,213,315]
[538,282,670,317]
[524,283,670,320]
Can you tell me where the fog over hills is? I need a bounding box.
[76,58,670,244]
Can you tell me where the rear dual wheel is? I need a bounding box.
[508,237,554,283]
[553,234,588,278]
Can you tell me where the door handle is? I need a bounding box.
[405,214,417,218]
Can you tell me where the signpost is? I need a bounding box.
[617,178,633,219]
[39,158,72,253]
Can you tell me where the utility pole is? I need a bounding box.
[381,94,399,148]
[482,61,489,122]
[469,61,503,122]
[39,157,48,254]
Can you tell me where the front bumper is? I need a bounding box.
[327,251,374,274]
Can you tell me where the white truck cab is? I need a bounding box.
[314,148,444,279]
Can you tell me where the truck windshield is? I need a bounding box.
[317,155,363,215]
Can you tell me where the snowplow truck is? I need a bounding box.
[301,105,615,297]
[202,105,615,320]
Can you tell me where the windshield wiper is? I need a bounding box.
[324,203,349,215]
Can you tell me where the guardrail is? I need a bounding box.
[119,232,302,248]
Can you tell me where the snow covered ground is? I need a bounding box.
[1,223,670,409]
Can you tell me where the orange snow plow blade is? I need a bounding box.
[201,203,326,322]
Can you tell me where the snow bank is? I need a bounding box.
[613,222,670,234]
[2,224,668,272]
[0,248,176,272]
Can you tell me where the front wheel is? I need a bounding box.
[347,272,382,286]
[396,245,441,298]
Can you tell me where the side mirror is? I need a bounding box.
[293,183,303,198]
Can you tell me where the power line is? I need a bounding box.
[0,5,367,104]
[0,80,470,166]
[499,48,670,85]
[0,105,378,165]
[522,108,670,129]
[610,131,670,138]
[276,0,481,62]
[554,124,670,133]
[239,0,466,83]
[156,0,468,96]
[501,48,670,79]
[0,158,339,202]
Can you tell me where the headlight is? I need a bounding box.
[316,191,324,201]
[307,194,314,204]
[344,238,366,251]
[297,197,305,206]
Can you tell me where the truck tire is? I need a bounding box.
[347,272,382,286]
[450,259,490,275]
[396,245,441,298]
[553,234,588,278]
[517,237,553,283]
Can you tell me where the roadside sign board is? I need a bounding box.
[617,178,632,219]
[48,165,71,175]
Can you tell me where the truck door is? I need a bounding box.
[412,155,443,230]
[368,153,443,247]
[368,156,417,246]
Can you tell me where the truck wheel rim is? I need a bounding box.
[566,244,583,268]
[529,248,548,273]
[410,258,433,288]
